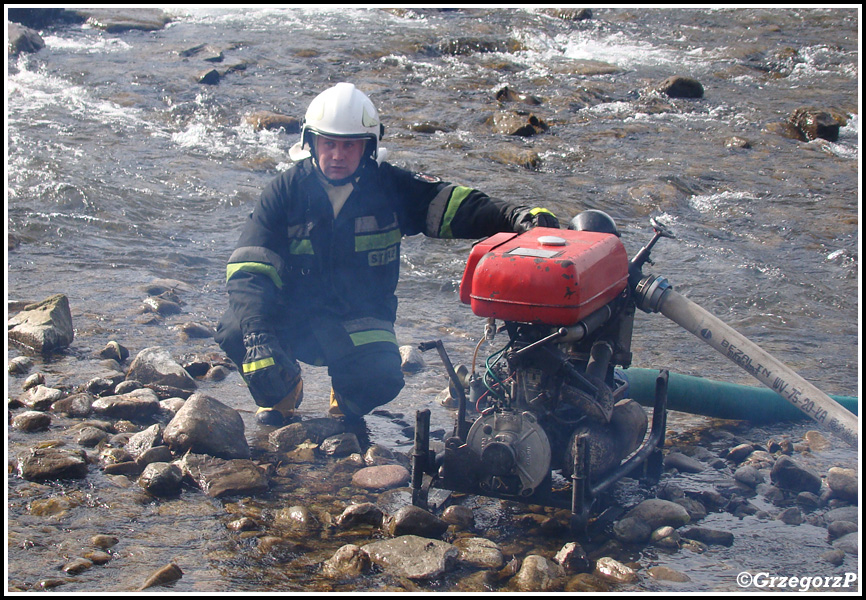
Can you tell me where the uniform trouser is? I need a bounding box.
[214,307,405,419]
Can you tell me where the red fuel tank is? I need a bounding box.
[460,228,629,325]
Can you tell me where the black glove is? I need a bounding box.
[512,207,560,233]
[241,332,301,408]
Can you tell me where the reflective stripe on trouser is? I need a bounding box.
[215,308,404,417]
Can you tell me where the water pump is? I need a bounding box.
[412,213,674,529]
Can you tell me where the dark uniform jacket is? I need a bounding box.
[225,157,529,337]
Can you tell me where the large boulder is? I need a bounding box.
[125,347,197,395]
[362,535,458,580]
[164,393,249,459]
[8,294,74,353]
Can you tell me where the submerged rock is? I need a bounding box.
[770,455,822,494]
[362,535,458,580]
[18,447,89,481]
[177,453,269,498]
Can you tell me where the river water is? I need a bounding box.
[6,7,860,593]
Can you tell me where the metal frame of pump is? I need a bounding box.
[411,219,677,530]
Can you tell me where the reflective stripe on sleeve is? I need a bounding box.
[242,356,275,374]
[425,185,473,239]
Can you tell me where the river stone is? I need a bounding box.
[320,433,361,457]
[399,344,425,372]
[138,462,184,496]
[804,430,831,451]
[9,355,34,375]
[594,556,637,584]
[269,418,345,451]
[8,294,74,353]
[321,544,371,578]
[657,75,704,98]
[734,465,764,487]
[362,535,458,580]
[827,467,857,502]
[126,424,164,459]
[777,507,804,525]
[21,385,64,411]
[8,22,45,55]
[513,554,565,592]
[12,411,52,432]
[164,393,249,459]
[387,505,449,539]
[824,506,858,525]
[138,562,183,590]
[725,442,756,464]
[177,453,268,498]
[554,542,592,574]
[18,447,88,481]
[441,505,475,530]
[789,107,841,142]
[455,537,505,569]
[648,566,691,582]
[565,573,611,592]
[490,111,548,136]
[51,392,94,418]
[67,8,171,33]
[612,516,652,544]
[623,498,690,530]
[663,451,705,473]
[351,464,410,491]
[275,505,319,532]
[126,347,196,392]
[244,111,301,133]
[681,527,734,547]
[92,388,161,421]
[770,455,822,494]
[832,532,858,555]
[76,426,111,447]
[827,520,857,540]
[335,502,384,529]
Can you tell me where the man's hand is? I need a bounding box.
[513,207,559,233]
[241,332,301,407]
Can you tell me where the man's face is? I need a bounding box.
[315,135,366,181]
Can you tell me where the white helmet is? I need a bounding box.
[289,82,384,162]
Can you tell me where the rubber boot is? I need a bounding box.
[327,388,345,419]
[256,378,303,427]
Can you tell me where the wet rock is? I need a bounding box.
[789,107,841,142]
[12,411,52,433]
[734,465,765,487]
[725,136,752,149]
[138,462,184,496]
[9,356,34,375]
[821,549,845,566]
[8,294,75,353]
[92,388,161,421]
[612,516,652,544]
[21,385,64,411]
[126,347,197,393]
[490,112,549,137]
[91,534,119,549]
[594,556,637,584]
[387,505,449,539]
[399,345,425,372]
[269,418,345,451]
[62,557,93,575]
[648,566,691,582]
[554,541,592,574]
[22,372,44,390]
[455,537,504,569]
[725,442,756,464]
[513,554,565,592]
[227,516,258,532]
[18,447,89,481]
[538,7,592,21]
[335,502,384,529]
[362,535,458,580]
[364,444,397,466]
[177,453,269,498]
[664,451,705,473]
[657,75,704,98]
[275,505,319,532]
[139,562,183,590]
[322,544,372,578]
[827,520,857,540]
[826,467,857,502]
[674,496,707,522]
[197,68,220,85]
[99,340,130,363]
[125,424,164,459]
[441,505,475,530]
[824,506,858,525]
[164,393,249,459]
[565,573,611,592]
[804,430,831,451]
[495,85,542,106]
[651,526,681,549]
[51,392,94,418]
[832,532,857,555]
[8,22,45,55]
[777,506,804,525]
[770,455,822,494]
[623,498,690,530]
[351,464,410,491]
[244,111,301,133]
[76,426,111,447]
[681,527,734,547]
[320,433,361,457]
[487,146,542,170]
[83,550,112,565]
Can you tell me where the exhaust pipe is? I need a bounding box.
[636,275,858,447]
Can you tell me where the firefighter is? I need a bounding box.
[215,82,558,426]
